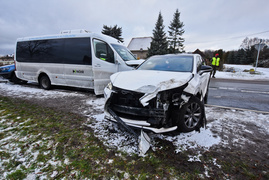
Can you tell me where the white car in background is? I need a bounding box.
[104,54,212,134]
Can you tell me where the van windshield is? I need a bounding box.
[111,44,136,61]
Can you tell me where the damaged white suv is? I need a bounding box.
[104,54,212,134]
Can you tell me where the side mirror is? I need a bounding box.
[199,65,212,75]
[114,54,120,65]
[115,59,120,65]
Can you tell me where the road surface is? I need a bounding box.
[208,78,269,112]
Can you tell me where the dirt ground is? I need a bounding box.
[1,81,268,179]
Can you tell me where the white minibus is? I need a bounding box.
[15,30,143,95]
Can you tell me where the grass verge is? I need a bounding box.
[0,96,268,179]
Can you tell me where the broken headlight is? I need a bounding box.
[155,83,188,108]
[106,82,113,90]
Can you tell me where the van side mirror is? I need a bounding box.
[114,55,120,65]
[199,65,212,75]
[115,59,120,65]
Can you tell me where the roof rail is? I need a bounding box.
[60,29,91,34]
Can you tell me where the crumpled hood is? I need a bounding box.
[111,70,193,93]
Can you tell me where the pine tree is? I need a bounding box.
[102,25,124,43]
[237,48,247,64]
[147,12,168,57]
[245,46,255,64]
[227,51,236,64]
[168,9,185,53]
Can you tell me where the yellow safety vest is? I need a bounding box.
[212,57,220,66]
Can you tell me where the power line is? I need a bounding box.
[227,30,269,40]
[187,30,269,44]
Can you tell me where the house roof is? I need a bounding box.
[193,49,206,58]
[127,37,152,51]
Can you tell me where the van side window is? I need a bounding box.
[16,40,63,63]
[16,38,92,65]
[93,39,114,63]
[64,38,92,65]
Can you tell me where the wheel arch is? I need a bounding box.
[194,91,204,102]
[38,72,49,82]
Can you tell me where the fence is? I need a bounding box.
[0,60,14,66]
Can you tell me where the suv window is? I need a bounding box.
[196,56,202,73]
[93,39,114,63]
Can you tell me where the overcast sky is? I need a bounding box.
[0,0,269,56]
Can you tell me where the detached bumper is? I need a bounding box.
[104,111,177,134]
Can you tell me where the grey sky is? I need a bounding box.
[0,0,268,55]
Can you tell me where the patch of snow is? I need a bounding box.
[155,123,222,153]
[86,98,105,110]
[84,105,269,155]
[213,158,221,168]
[206,107,269,134]
[188,153,202,162]
[216,64,269,81]
[51,171,58,178]
[0,82,85,99]
[86,113,138,154]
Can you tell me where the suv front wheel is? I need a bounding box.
[174,96,203,132]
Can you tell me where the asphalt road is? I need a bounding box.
[207,78,269,112]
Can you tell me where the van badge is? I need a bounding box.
[73,70,84,73]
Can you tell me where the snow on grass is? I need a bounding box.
[86,98,105,110]
[0,113,73,179]
[0,81,85,99]
[206,107,269,135]
[216,64,269,80]
[86,113,139,154]
[156,124,221,153]
[85,105,269,155]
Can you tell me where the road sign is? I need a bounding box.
[254,42,266,72]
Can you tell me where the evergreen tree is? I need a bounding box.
[234,51,240,64]
[227,51,236,64]
[102,25,124,42]
[237,48,247,64]
[147,12,168,57]
[168,9,185,53]
[245,46,256,64]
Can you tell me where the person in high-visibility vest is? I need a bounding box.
[211,53,220,78]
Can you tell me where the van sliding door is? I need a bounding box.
[63,38,93,88]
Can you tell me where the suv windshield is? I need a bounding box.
[111,44,136,61]
[138,55,193,72]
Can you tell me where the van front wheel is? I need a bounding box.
[39,75,51,90]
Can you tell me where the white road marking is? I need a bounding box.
[210,87,269,94]
[240,90,269,94]
[206,104,269,114]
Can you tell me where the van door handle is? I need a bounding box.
[94,64,101,67]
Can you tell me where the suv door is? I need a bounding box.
[92,39,118,95]
[196,56,210,98]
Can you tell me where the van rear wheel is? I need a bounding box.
[39,75,51,90]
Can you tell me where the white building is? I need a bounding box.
[127,37,151,59]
